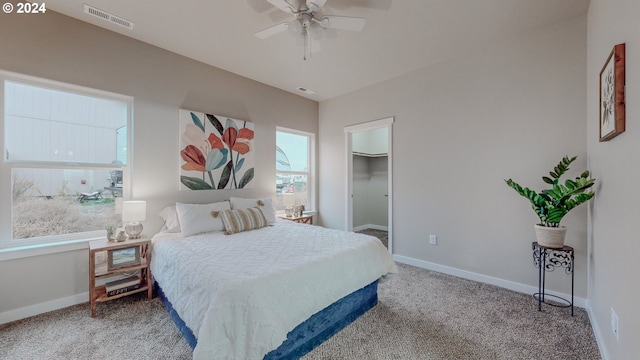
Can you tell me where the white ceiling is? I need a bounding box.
[45,0,590,102]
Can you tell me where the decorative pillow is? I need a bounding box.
[213,207,269,235]
[158,205,181,233]
[229,197,276,224]
[175,201,231,237]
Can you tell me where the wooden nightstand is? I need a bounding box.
[89,236,152,317]
[278,214,313,224]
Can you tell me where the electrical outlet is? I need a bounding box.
[429,234,437,245]
[611,308,619,341]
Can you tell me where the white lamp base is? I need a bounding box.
[125,221,143,239]
[285,207,293,217]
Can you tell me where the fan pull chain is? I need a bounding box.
[303,27,310,60]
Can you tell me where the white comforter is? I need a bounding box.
[151,220,396,360]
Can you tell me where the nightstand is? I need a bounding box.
[278,214,313,224]
[89,236,152,317]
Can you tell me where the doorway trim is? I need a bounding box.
[344,117,394,254]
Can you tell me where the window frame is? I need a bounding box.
[275,127,315,212]
[0,70,133,256]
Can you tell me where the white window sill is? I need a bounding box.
[0,238,95,262]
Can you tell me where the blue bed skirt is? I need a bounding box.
[156,281,379,359]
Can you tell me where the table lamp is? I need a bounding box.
[122,200,146,239]
[283,193,295,217]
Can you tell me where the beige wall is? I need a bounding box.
[0,11,317,318]
[587,1,640,359]
[319,15,588,298]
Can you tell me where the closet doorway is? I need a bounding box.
[345,117,393,253]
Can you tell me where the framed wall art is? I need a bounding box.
[599,43,625,142]
[107,246,141,270]
[179,109,255,190]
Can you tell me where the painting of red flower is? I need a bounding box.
[179,109,255,190]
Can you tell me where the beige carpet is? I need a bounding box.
[356,228,388,248]
[0,263,600,360]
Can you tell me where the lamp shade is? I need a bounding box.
[122,200,146,222]
[283,193,296,207]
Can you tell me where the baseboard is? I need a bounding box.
[393,255,587,308]
[0,292,88,325]
[585,300,610,360]
[353,224,388,232]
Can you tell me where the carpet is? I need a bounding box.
[356,228,388,248]
[0,263,600,359]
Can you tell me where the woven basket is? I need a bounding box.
[534,224,567,248]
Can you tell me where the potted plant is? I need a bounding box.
[505,155,595,248]
[105,225,116,241]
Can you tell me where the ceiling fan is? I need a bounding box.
[254,0,366,60]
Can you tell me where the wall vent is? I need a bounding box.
[83,4,134,30]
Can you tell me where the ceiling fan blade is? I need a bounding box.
[321,15,366,31]
[267,0,296,14]
[307,0,327,12]
[254,22,289,39]
[327,0,392,11]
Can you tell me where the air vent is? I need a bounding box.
[84,4,134,30]
[297,87,316,95]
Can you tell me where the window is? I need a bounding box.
[275,128,314,212]
[1,72,132,249]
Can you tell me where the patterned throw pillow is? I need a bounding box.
[212,207,269,235]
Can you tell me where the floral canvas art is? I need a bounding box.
[179,109,255,190]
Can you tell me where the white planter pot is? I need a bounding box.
[534,224,567,248]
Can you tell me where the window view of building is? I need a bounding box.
[275,128,313,212]
[3,77,131,247]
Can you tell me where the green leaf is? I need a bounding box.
[217,161,233,189]
[206,114,224,135]
[546,207,567,225]
[180,175,212,190]
[564,179,577,190]
[190,112,204,132]
[542,176,554,184]
[238,168,254,189]
[543,188,561,200]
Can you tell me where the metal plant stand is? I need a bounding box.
[532,242,574,316]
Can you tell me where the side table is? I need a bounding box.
[532,242,574,316]
[278,214,313,224]
[89,237,152,317]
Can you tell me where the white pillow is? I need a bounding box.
[175,201,231,237]
[158,205,181,233]
[230,197,276,223]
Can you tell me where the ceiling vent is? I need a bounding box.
[83,4,134,30]
[297,87,316,95]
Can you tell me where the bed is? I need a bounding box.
[151,211,396,360]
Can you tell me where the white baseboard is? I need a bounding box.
[0,292,88,325]
[585,300,610,360]
[353,224,388,232]
[393,255,587,308]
